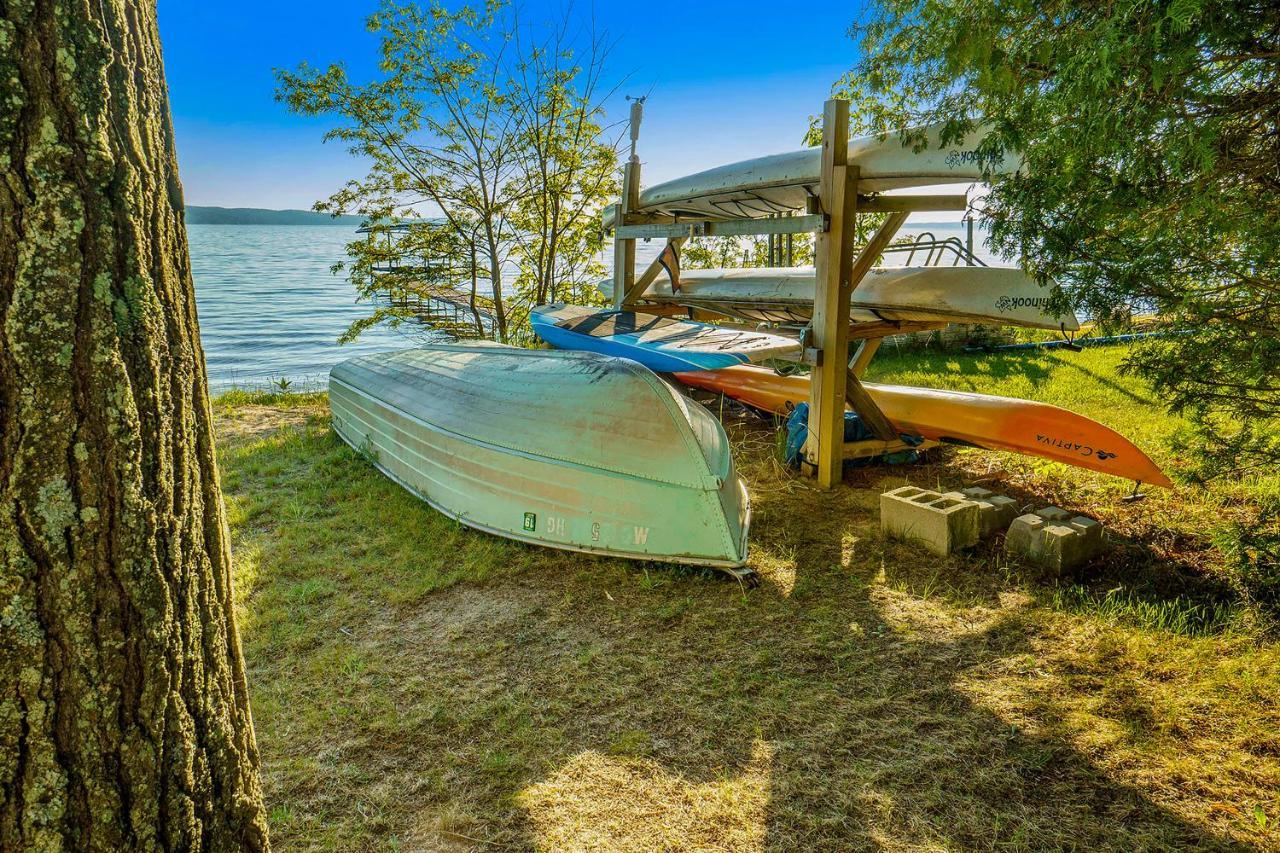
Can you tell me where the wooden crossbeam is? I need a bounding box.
[623,236,686,307]
[848,211,911,296]
[843,438,939,460]
[849,338,882,377]
[845,371,897,440]
[848,320,949,340]
[613,214,825,241]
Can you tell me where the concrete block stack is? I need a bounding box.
[1003,507,1105,573]
[878,485,1105,571]
[941,487,1019,537]
[879,486,981,556]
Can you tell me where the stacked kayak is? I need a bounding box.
[527,309,1169,488]
[596,265,1078,331]
[595,124,1051,332]
[604,122,1019,223]
[673,365,1172,488]
[330,346,750,569]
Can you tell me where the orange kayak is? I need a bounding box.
[674,365,1172,488]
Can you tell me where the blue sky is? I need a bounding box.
[157,1,863,209]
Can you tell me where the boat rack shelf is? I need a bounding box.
[884,234,987,267]
[609,99,978,488]
[613,214,828,241]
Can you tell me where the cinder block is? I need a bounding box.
[942,487,1019,538]
[1004,508,1105,572]
[880,486,980,556]
[1035,506,1073,523]
[1004,513,1045,557]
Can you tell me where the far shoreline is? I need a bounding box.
[186,205,362,227]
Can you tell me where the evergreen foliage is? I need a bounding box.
[834,0,1279,598]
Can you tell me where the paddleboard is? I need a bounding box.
[673,365,1172,487]
[531,304,801,373]
[607,123,1018,224]
[598,266,1079,331]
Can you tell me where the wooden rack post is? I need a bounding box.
[805,99,857,488]
[606,99,970,487]
[612,157,640,309]
[804,107,925,488]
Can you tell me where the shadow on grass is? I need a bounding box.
[225,418,1255,850]
[508,515,1240,849]
[868,349,1057,389]
[1047,351,1161,408]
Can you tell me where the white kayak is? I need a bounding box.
[598,266,1079,331]
[609,123,1018,223]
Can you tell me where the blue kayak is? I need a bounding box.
[531,304,801,373]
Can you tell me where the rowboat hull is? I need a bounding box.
[531,304,801,372]
[330,347,750,568]
[674,365,1172,487]
[598,266,1079,331]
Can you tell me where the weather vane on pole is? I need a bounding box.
[626,95,646,163]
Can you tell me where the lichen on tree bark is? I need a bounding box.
[0,1,269,848]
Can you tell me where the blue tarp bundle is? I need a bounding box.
[783,403,922,469]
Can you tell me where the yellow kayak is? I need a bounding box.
[674,365,1172,488]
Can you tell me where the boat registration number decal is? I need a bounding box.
[522,516,648,543]
[525,512,570,536]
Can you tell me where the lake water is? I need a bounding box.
[189,225,427,391]
[189,220,996,391]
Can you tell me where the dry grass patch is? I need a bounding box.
[214,348,1277,850]
[518,742,774,851]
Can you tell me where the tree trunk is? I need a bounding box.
[468,241,484,335]
[484,230,508,343]
[0,2,270,849]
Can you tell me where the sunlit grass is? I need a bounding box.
[1049,584,1246,637]
[214,348,1279,849]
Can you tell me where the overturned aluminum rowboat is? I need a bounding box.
[329,345,751,575]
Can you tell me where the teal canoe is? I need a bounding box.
[329,345,750,571]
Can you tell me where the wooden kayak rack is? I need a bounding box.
[611,99,967,488]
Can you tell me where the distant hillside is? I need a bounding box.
[185,206,363,226]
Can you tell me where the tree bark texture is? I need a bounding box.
[0,1,270,848]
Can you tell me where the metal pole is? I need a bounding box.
[627,96,645,161]
[614,96,645,309]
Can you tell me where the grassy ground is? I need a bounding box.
[215,345,1279,850]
